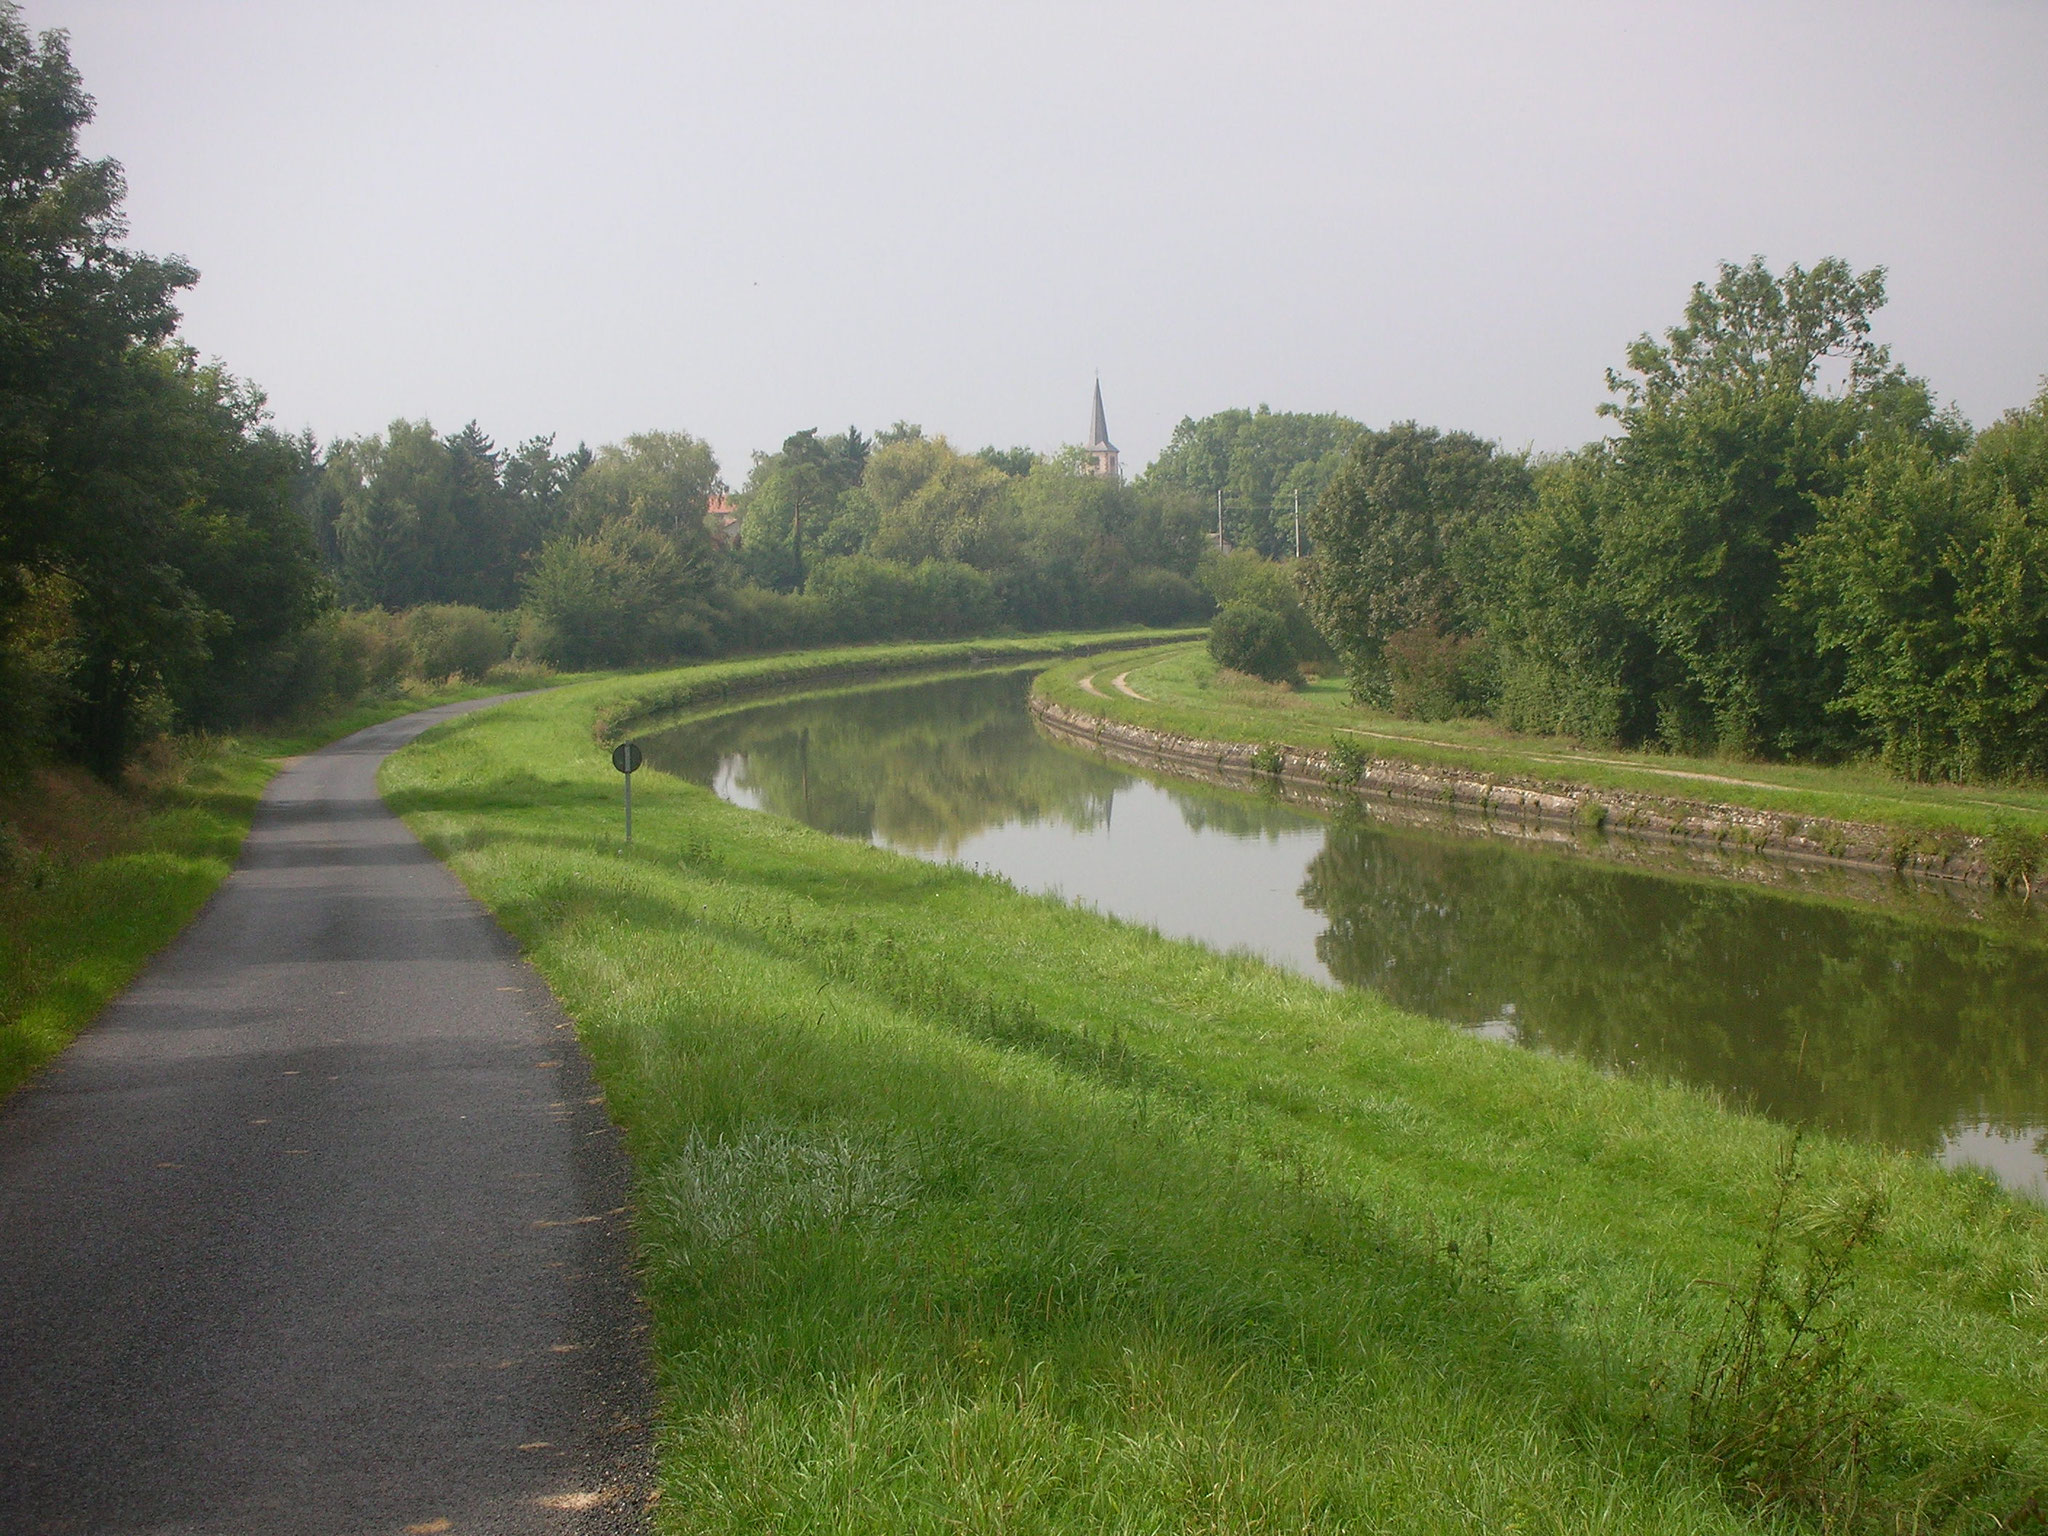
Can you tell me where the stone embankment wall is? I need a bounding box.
[1030,696,1999,889]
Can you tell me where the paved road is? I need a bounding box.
[0,699,651,1535]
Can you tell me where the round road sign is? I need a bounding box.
[611,741,643,774]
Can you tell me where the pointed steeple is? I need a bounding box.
[1085,378,1119,479]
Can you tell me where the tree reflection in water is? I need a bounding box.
[645,669,2048,1195]
[643,670,1126,853]
[1301,815,2048,1166]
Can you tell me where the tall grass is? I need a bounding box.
[384,656,2048,1534]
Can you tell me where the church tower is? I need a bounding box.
[1085,379,1120,479]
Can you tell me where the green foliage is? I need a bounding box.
[1198,549,1322,658]
[0,568,78,784]
[973,444,1039,477]
[1679,1138,1984,1534]
[868,437,1018,569]
[1120,567,1208,626]
[1208,601,1301,685]
[738,427,867,590]
[521,522,715,668]
[303,415,1216,672]
[310,421,585,611]
[1983,819,2044,895]
[1303,423,1531,708]
[1325,738,1370,788]
[403,604,510,681]
[1142,404,1364,557]
[1793,385,2048,780]
[1589,259,1938,757]
[734,430,1209,638]
[1384,622,1492,721]
[0,13,321,772]
[699,582,824,656]
[1488,448,1638,741]
[565,430,722,547]
[1369,257,2042,778]
[804,555,999,640]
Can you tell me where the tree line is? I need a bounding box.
[7,8,2041,787]
[0,9,320,777]
[0,10,1217,782]
[1289,258,2048,780]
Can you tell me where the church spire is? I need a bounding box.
[1085,378,1119,479]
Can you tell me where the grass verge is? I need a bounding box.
[0,675,555,1100]
[1037,644,2048,845]
[591,629,1202,742]
[384,651,2048,1534]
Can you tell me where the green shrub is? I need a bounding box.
[1121,567,1210,627]
[520,524,715,668]
[804,556,999,641]
[1199,549,1329,660]
[1208,602,1301,685]
[704,583,822,655]
[403,604,510,681]
[1985,818,2045,894]
[1326,738,1369,788]
[1385,622,1492,721]
[239,608,408,720]
[905,558,1000,637]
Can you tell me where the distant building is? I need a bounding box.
[1085,379,1119,479]
[705,494,741,547]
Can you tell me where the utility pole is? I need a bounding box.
[1294,488,1301,559]
[1216,489,1225,553]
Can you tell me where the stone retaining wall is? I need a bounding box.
[1030,695,1998,889]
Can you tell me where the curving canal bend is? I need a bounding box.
[641,667,2048,1202]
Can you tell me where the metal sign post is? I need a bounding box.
[611,741,642,843]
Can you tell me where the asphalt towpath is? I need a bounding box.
[0,697,651,1535]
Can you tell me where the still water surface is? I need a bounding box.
[642,669,2048,1200]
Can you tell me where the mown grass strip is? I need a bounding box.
[591,630,1201,743]
[1034,644,2048,843]
[386,651,2048,1535]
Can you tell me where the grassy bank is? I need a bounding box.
[590,629,1202,742]
[0,676,548,1100]
[0,633,1185,1103]
[1039,643,2048,845]
[385,649,2047,1534]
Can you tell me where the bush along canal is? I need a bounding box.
[644,667,2048,1204]
[385,645,2048,1534]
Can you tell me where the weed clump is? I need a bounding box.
[1689,1137,2035,1533]
[1325,739,1368,789]
[1985,819,2043,896]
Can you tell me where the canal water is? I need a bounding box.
[641,668,2048,1201]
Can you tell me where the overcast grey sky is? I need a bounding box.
[35,0,2048,481]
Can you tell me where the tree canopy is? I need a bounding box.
[1302,423,1530,706]
[0,8,319,773]
[1142,406,1364,557]
[1290,256,2048,778]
